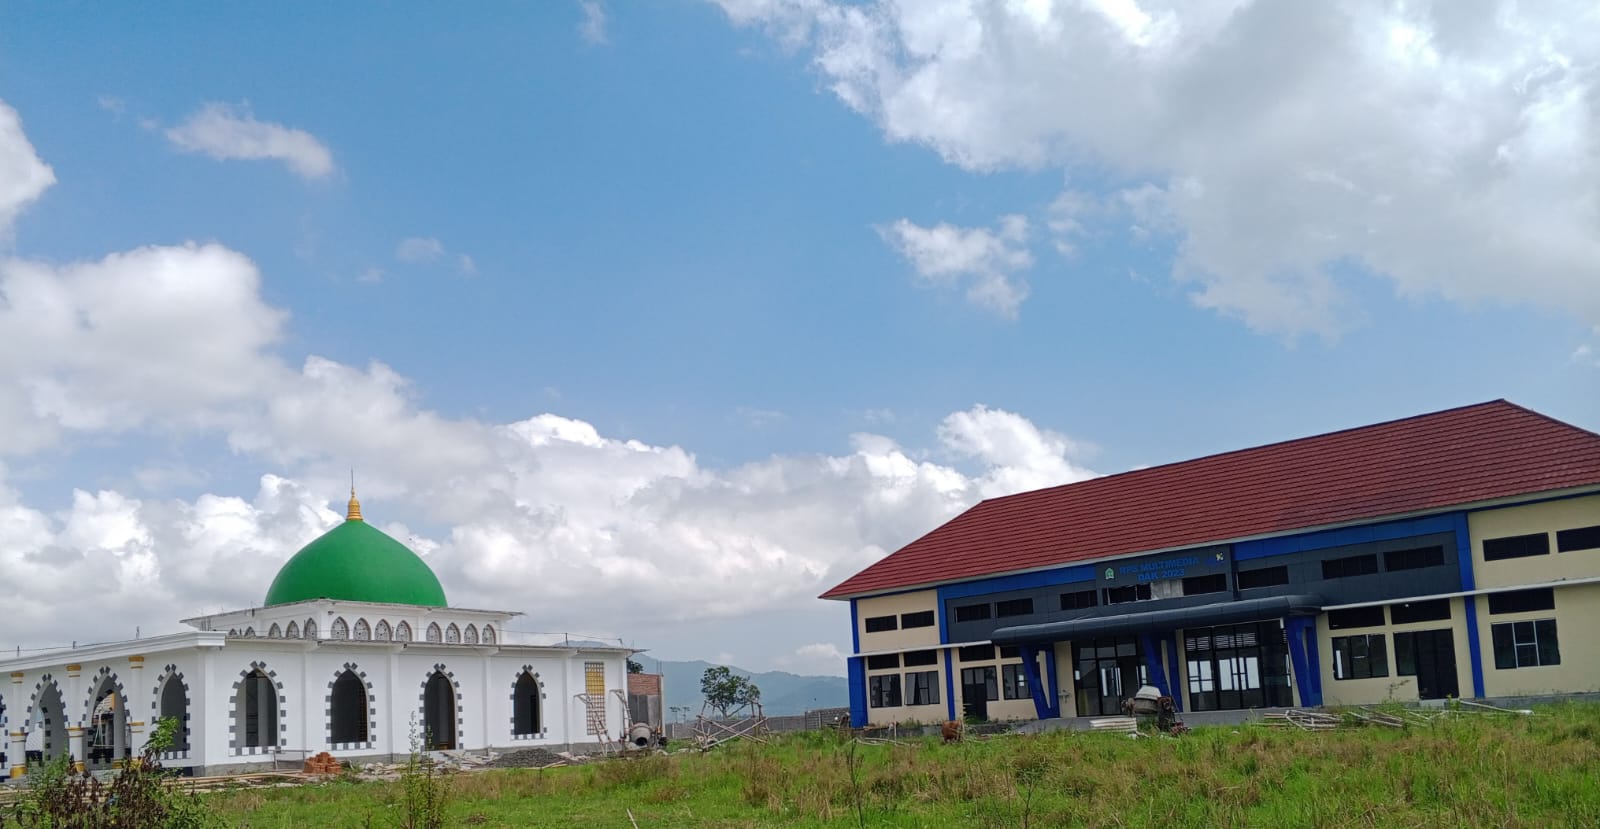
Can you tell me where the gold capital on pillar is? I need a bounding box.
[65,664,81,676]
[129,655,145,665]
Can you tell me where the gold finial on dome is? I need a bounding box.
[347,471,363,522]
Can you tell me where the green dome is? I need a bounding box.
[264,517,448,607]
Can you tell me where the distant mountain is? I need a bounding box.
[635,658,848,717]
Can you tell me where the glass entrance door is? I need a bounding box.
[1072,636,1147,716]
[1184,621,1292,711]
[1398,628,1458,700]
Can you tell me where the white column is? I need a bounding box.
[126,656,147,754]
[67,726,85,772]
[8,671,23,777]
[64,664,81,766]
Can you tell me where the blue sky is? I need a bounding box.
[0,1,1595,674]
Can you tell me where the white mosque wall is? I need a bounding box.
[5,634,629,777]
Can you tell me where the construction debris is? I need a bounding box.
[302,752,342,776]
[487,747,571,769]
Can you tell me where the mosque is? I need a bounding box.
[1,490,634,778]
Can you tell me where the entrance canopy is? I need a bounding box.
[990,594,1324,646]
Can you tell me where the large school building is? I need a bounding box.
[825,401,1600,726]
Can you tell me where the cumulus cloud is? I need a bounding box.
[879,214,1033,316]
[0,99,56,237]
[0,243,287,454]
[717,0,1600,336]
[166,102,335,179]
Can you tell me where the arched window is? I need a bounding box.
[268,623,282,638]
[464,624,479,645]
[243,627,256,638]
[228,629,238,637]
[158,672,190,752]
[374,620,392,642]
[512,670,542,737]
[304,619,318,639]
[330,618,349,640]
[236,669,278,749]
[422,670,456,750]
[354,619,371,641]
[329,670,369,745]
[426,623,442,643]
[286,621,300,639]
[445,624,461,644]
[396,622,413,642]
[482,625,496,645]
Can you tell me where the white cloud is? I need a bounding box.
[0,99,56,237]
[717,0,1600,336]
[165,102,335,180]
[395,237,477,276]
[879,214,1033,316]
[0,243,287,454]
[357,266,385,284]
[579,0,609,44]
[395,237,445,263]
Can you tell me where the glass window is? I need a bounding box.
[1389,599,1451,625]
[868,674,902,708]
[1182,573,1228,596]
[1557,525,1600,553]
[1384,545,1446,571]
[954,604,991,622]
[1104,583,1152,605]
[958,645,995,662]
[902,649,938,667]
[995,598,1034,618]
[1059,589,1097,610]
[900,610,935,629]
[906,671,939,706]
[866,653,900,670]
[1322,554,1379,579]
[1331,634,1389,679]
[1492,620,1560,669]
[960,666,998,701]
[1236,566,1289,590]
[1001,664,1030,700]
[1327,606,1386,629]
[1483,533,1550,561]
[1487,588,1556,615]
[864,615,897,633]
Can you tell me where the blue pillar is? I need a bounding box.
[1163,631,1184,712]
[847,657,868,727]
[1304,624,1323,701]
[1043,645,1061,718]
[943,648,956,722]
[1139,631,1169,697]
[1284,616,1320,707]
[1452,514,1486,697]
[1019,645,1051,720]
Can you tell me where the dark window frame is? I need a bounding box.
[906,670,940,706]
[900,610,936,629]
[868,674,902,708]
[863,615,897,633]
[1486,588,1556,615]
[866,653,900,670]
[902,649,938,667]
[1322,554,1380,580]
[1001,664,1030,700]
[995,598,1034,618]
[1059,589,1098,610]
[1104,583,1152,605]
[1182,573,1228,596]
[1492,619,1560,669]
[1389,599,1451,625]
[958,644,995,662]
[954,604,991,623]
[1327,605,1386,630]
[1557,525,1600,553]
[1331,634,1389,680]
[1482,533,1550,562]
[1384,545,1447,572]
[1236,565,1289,590]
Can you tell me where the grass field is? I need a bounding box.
[207,703,1600,828]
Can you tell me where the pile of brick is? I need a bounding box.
[303,752,342,776]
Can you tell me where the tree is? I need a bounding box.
[627,658,644,674]
[700,665,761,719]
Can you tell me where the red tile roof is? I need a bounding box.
[822,401,1600,599]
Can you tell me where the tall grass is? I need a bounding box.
[209,702,1600,828]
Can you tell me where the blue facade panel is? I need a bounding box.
[1234,513,1464,561]
[937,565,1095,601]
[847,657,867,727]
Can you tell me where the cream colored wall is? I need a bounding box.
[1316,598,1474,706]
[1470,495,1600,588]
[856,590,942,652]
[862,647,947,727]
[1478,582,1600,697]
[1053,642,1077,716]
